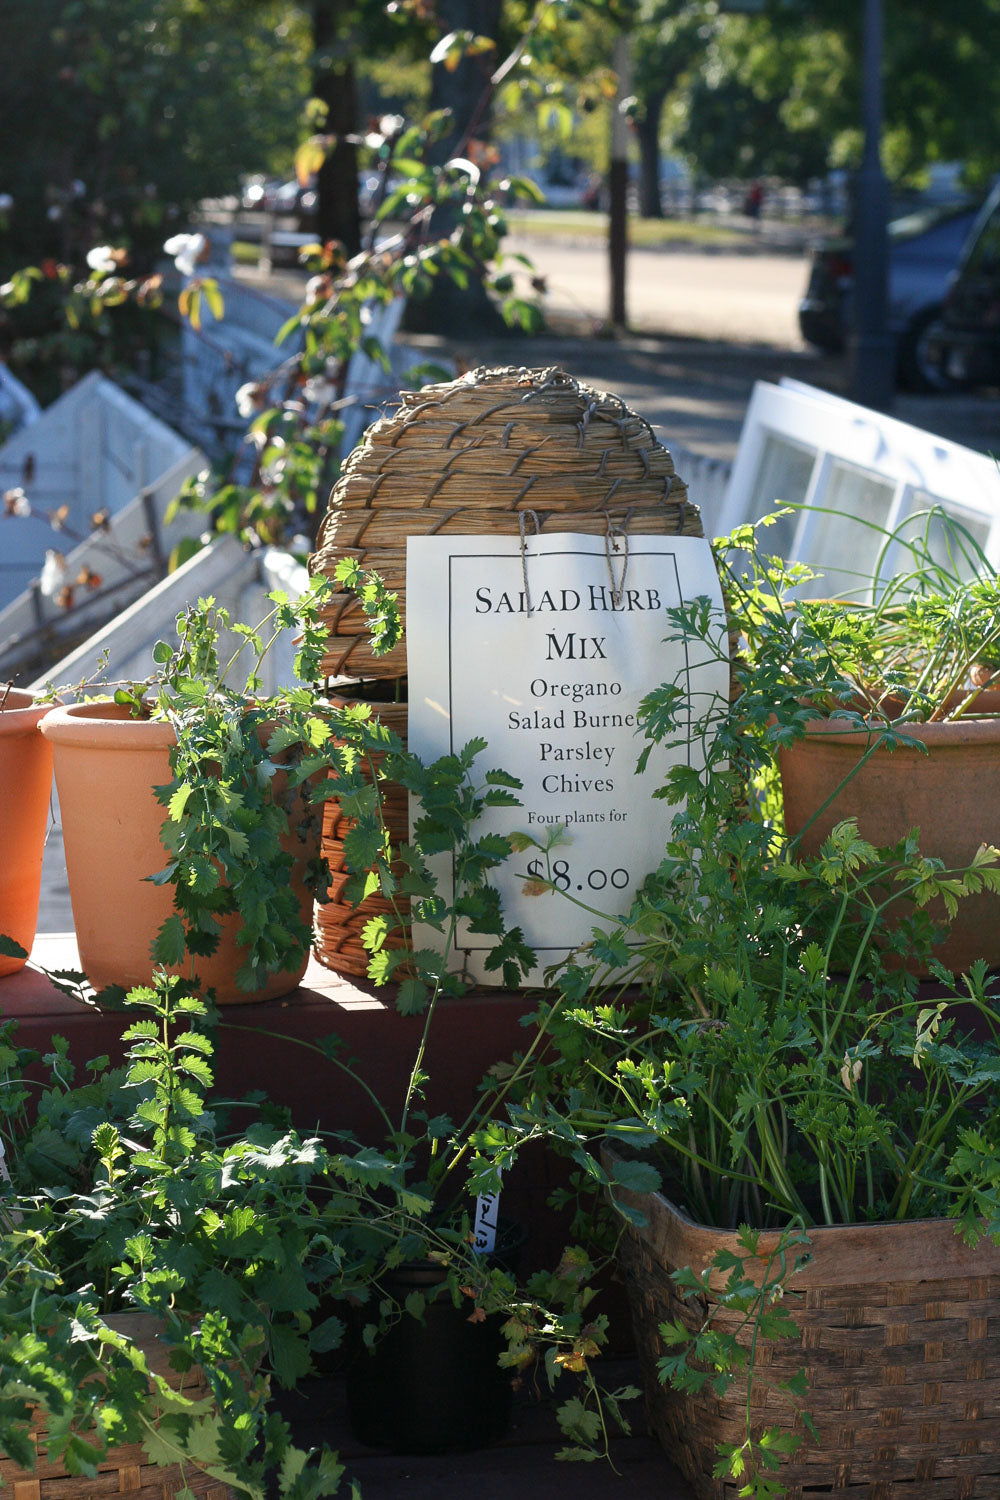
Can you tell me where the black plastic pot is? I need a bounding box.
[346,1233,522,1454]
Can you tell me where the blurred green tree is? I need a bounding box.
[0,0,310,272]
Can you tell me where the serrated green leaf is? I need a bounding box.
[151,914,187,966]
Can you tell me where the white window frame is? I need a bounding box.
[716,380,1000,587]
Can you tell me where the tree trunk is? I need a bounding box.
[404,0,508,336]
[636,90,666,219]
[427,0,503,159]
[608,32,630,328]
[312,0,361,255]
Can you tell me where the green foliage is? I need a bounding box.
[497,509,1000,1492]
[159,99,545,551]
[658,1227,813,1498]
[0,976,341,1498]
[659,0,1000,190]
[0,0,311,271]
[717,504,1000,726]
[104,581,369,998]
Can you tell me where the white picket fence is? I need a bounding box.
[669,443,734,532]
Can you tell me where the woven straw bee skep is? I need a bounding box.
[309,364,703,980]
[309,364,703,683]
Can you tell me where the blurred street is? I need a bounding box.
[507,227,809,347]
[240,225,1000,475]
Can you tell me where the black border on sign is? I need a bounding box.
[443,544,697,957]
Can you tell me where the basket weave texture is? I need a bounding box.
[313,695,409,979]
[610,1160,1000,1499]
[0,1316,229,1500]
[309,364,703,681]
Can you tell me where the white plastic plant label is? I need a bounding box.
[472,1188,501,1255]
[405,532,728,986]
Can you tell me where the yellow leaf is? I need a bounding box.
[202,277,224,322]
[554,1352,588,1373]
[296,135,329,185]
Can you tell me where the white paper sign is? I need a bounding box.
[405,533,728,986]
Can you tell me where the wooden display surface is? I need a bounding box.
[2,935,583,1283]
[5,936,538,1146]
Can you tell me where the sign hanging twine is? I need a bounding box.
[519,510,630,616]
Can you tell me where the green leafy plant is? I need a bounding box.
[273,702,640,1463]
[36,561,398,999]
[0,974,345,1499]
[492,514,1000,1493]
[721,505,1000,728]
[658,1228,814,1495]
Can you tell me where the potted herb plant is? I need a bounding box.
[0,685,54,976]
[500,526,1000,1496]
[290,719,636,1458]
[725,506,1000,973]
[37,576,354,1002]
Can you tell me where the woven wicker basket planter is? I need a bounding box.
[0,1314,229,1500]
[309,364,703,684]
[314,693,410,978]
[608,1154,1000,1499]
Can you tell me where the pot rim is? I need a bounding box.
[601,1142,1000,1282]
[792,709,1000,748]
[38,699,176,749]
[0,687,57,736]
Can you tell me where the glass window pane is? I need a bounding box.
[747,433,816,557]
[895,495,992,583]
[797,461,895,599]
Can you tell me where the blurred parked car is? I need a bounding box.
[267,178,318,224]
[924,182,1000,388]
[240,176,279,211]
[798,199,982,390]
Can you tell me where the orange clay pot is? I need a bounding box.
[779,692,1000,975]
[0,689,54,976]
[39,701,317,1003]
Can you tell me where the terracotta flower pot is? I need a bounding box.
[0,689,54,976]
[779,695,1000,975]
[40,701,318,1003]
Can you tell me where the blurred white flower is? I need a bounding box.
[305,274,331,303]
[235,381,266,418]
[303,375,337,406]
[3,486,30,517]
[163,231,207,277]
[86,245,118,273]
[39,549,68,599]
[0,193,12,214]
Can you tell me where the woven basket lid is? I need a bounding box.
[309,364,703,681]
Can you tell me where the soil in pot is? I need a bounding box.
[39,701,318,1003]
[779,698,1000,975]
[0,688,54,976]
